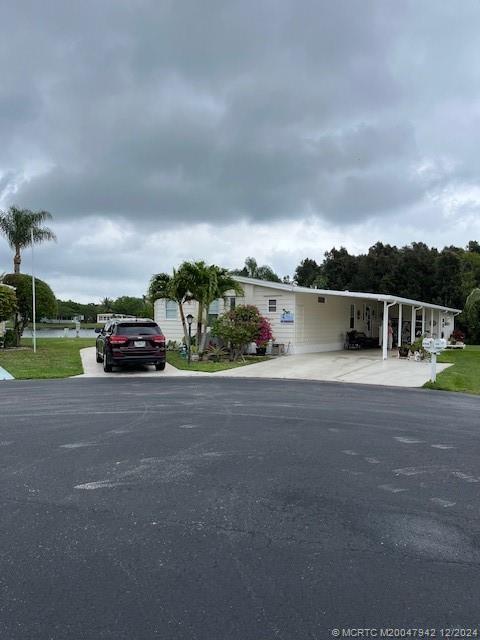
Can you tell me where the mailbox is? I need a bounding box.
[422,338,434,350]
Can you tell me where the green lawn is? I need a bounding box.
[424,345,480,395]
[167,351,271,372]
[0,338,95,379]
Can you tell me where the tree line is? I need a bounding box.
[292,242,480,309]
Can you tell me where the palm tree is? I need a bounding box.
[0,206,56,274]
[183,262,243,356]
[101,297,114,313]
[148,270,192,345]
[465,288,480,311]
[231,256,282,282]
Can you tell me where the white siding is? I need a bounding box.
[154,298,198,342]
[251,285,296,349]
[154,296,231,342]
[153,283,296,348]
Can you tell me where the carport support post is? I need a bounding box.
[421,308,425,335]
[397,304,402,347]
[412,306,422,343]
[382,301,395,360]
[430,308,434,337]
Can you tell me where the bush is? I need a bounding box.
[2,274,57,345]
[2,329,16,348]
[451,329,465,343]
[211,305,263,361]
[0,284,17,322]
[257,316,274,346]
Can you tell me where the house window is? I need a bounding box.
[165,300,178,319]
[268,299,277,312]
[229,297,236,310]
[349,304,355,329]
[208,298,221,323]
[318,296,326,303]
[208,299,220,315]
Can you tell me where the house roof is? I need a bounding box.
[232,276,462,314]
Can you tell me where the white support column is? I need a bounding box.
[382,301,389,361]
[411,306,416,343]
[397,304,403,347]
[382,301,395,360]
[430,308,434,337]
[421,308,425,335]
[438,310,443,338]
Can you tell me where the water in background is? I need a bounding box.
[22,329,97,338]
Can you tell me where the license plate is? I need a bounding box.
[134,340,146,347]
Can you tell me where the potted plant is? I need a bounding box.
[256,316,274,355]
[408,337,427,361]
[398,344,409,358]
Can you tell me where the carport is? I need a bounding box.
[229,277,462,359]
[376,296,462,360]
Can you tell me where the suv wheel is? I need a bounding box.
[155,362,166,371]
[103,350,113,372]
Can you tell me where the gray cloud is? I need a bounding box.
[1,0,480,297]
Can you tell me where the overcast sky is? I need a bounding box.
[1,1,480,302]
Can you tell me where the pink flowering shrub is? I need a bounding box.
[256,316,274,346]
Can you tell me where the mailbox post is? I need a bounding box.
[422,337,447,383]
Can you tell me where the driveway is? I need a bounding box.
[0,377,479,638]
[80,346,451,387]
[215,350,452,386]
[80,346,206,377]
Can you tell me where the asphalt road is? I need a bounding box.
[0,378,480,639]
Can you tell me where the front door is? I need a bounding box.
[364,305,372,337]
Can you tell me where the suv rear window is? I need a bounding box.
[115,324,161,335]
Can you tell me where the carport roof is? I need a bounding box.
[233,276,462,314]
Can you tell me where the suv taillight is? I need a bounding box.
[109,335,129,345]
[152,335,165,344]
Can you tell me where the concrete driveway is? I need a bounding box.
[79,347,206,377]
[215,350,452,387]
[80,347,451,387]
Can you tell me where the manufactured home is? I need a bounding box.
[154,276,462,360]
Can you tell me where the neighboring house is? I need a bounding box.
[154,276,462,360]
[97,313,135,323]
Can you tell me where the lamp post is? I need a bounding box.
[186,314,193,365]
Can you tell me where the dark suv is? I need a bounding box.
[95,318,166,372]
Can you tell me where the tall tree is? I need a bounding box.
[434,249,463,308]
[231,257,281,282]
[0,283,17,322]
[181,261,244,356]
[464,288,480,343]
[111,296,150,317]
[0,206,56,274]
[294,258,321,287]
[321,247,357,290]
[101,297,114,313]
[2,274,57,345]
[149,271,190,345]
